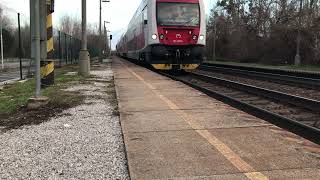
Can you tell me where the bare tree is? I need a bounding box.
[58,14,105,58]
[207,0,320,65]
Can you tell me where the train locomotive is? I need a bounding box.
[116,0,206,70]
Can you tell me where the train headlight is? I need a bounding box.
[192,35,198,40]
[199,35,204,40]
[160,34,165,40]
[152,34,157,40]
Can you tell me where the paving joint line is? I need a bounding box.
[151,166,320,180]
[120,107,220,113]
[259,166,320,172]
[123,125,274,135]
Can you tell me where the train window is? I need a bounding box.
[157,3,200,27]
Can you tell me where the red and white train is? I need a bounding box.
[116,0,206,70]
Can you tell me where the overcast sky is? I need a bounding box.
[0,0,216,48]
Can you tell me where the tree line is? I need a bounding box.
[0,5,106,59]
[206,0,320,65]
[0,6,31,59]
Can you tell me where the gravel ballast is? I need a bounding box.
[0,63,130,179]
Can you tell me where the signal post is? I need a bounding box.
[40,0,55,87]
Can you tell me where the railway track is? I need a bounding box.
[200,63,320,89]
[159,71,320,145]
[195,68,320,102]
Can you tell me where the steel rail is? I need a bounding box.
[202,63,320,79]
[190,72,320,112]
[200,63,320,88]
[158,71,320,145]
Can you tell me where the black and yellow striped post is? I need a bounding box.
[41,0,55,87]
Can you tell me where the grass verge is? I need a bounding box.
[0,65,85,131]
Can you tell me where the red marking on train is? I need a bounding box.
[158,27,200,45]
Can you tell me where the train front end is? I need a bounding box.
[148,0,206,70]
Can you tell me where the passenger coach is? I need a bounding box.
[116,0,206,70]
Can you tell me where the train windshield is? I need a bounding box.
[157,3,200,27]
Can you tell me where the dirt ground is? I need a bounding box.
[0,65,88,132]
[0,93,83,132]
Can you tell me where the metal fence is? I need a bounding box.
[52,29,82,67]
[0,7,29,82]
[0,6,100,83]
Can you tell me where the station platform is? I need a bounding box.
[112,57,320,180]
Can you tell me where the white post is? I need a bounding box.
[109,35,111,56]
[79,0,90,76]
[34,0,41,97]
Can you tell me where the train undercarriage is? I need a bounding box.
[138,45,205,70]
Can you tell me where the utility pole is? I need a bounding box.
[79,0,90,76]
[213,19,217,61]
[99,0,102,37]
[295,0,303,66]
[104,21,110,56]
[31,0,41,97]
[65,33,67,64]
[0,13,3,70]
[99,0,110,60]
[18,13,23,80]
[58,31,61,67]
[29,0,35,77]
[104,23,107,57]
[27,0,52,109]
[99,0,110,37]
[109,34,112,56]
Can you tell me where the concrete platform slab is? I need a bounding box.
[114,67,168,81]
[124,131,240,180]
[155,173,248,180]
[181,109,269,129]
[121,110,191,133]
[113,57,320,180]
[209,127,320,171]
[119,96,172,112]
[262,168,320,180]
[117,85,156,100]
[116,77,205,99]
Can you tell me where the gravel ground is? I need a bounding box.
[0,63,130,179]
